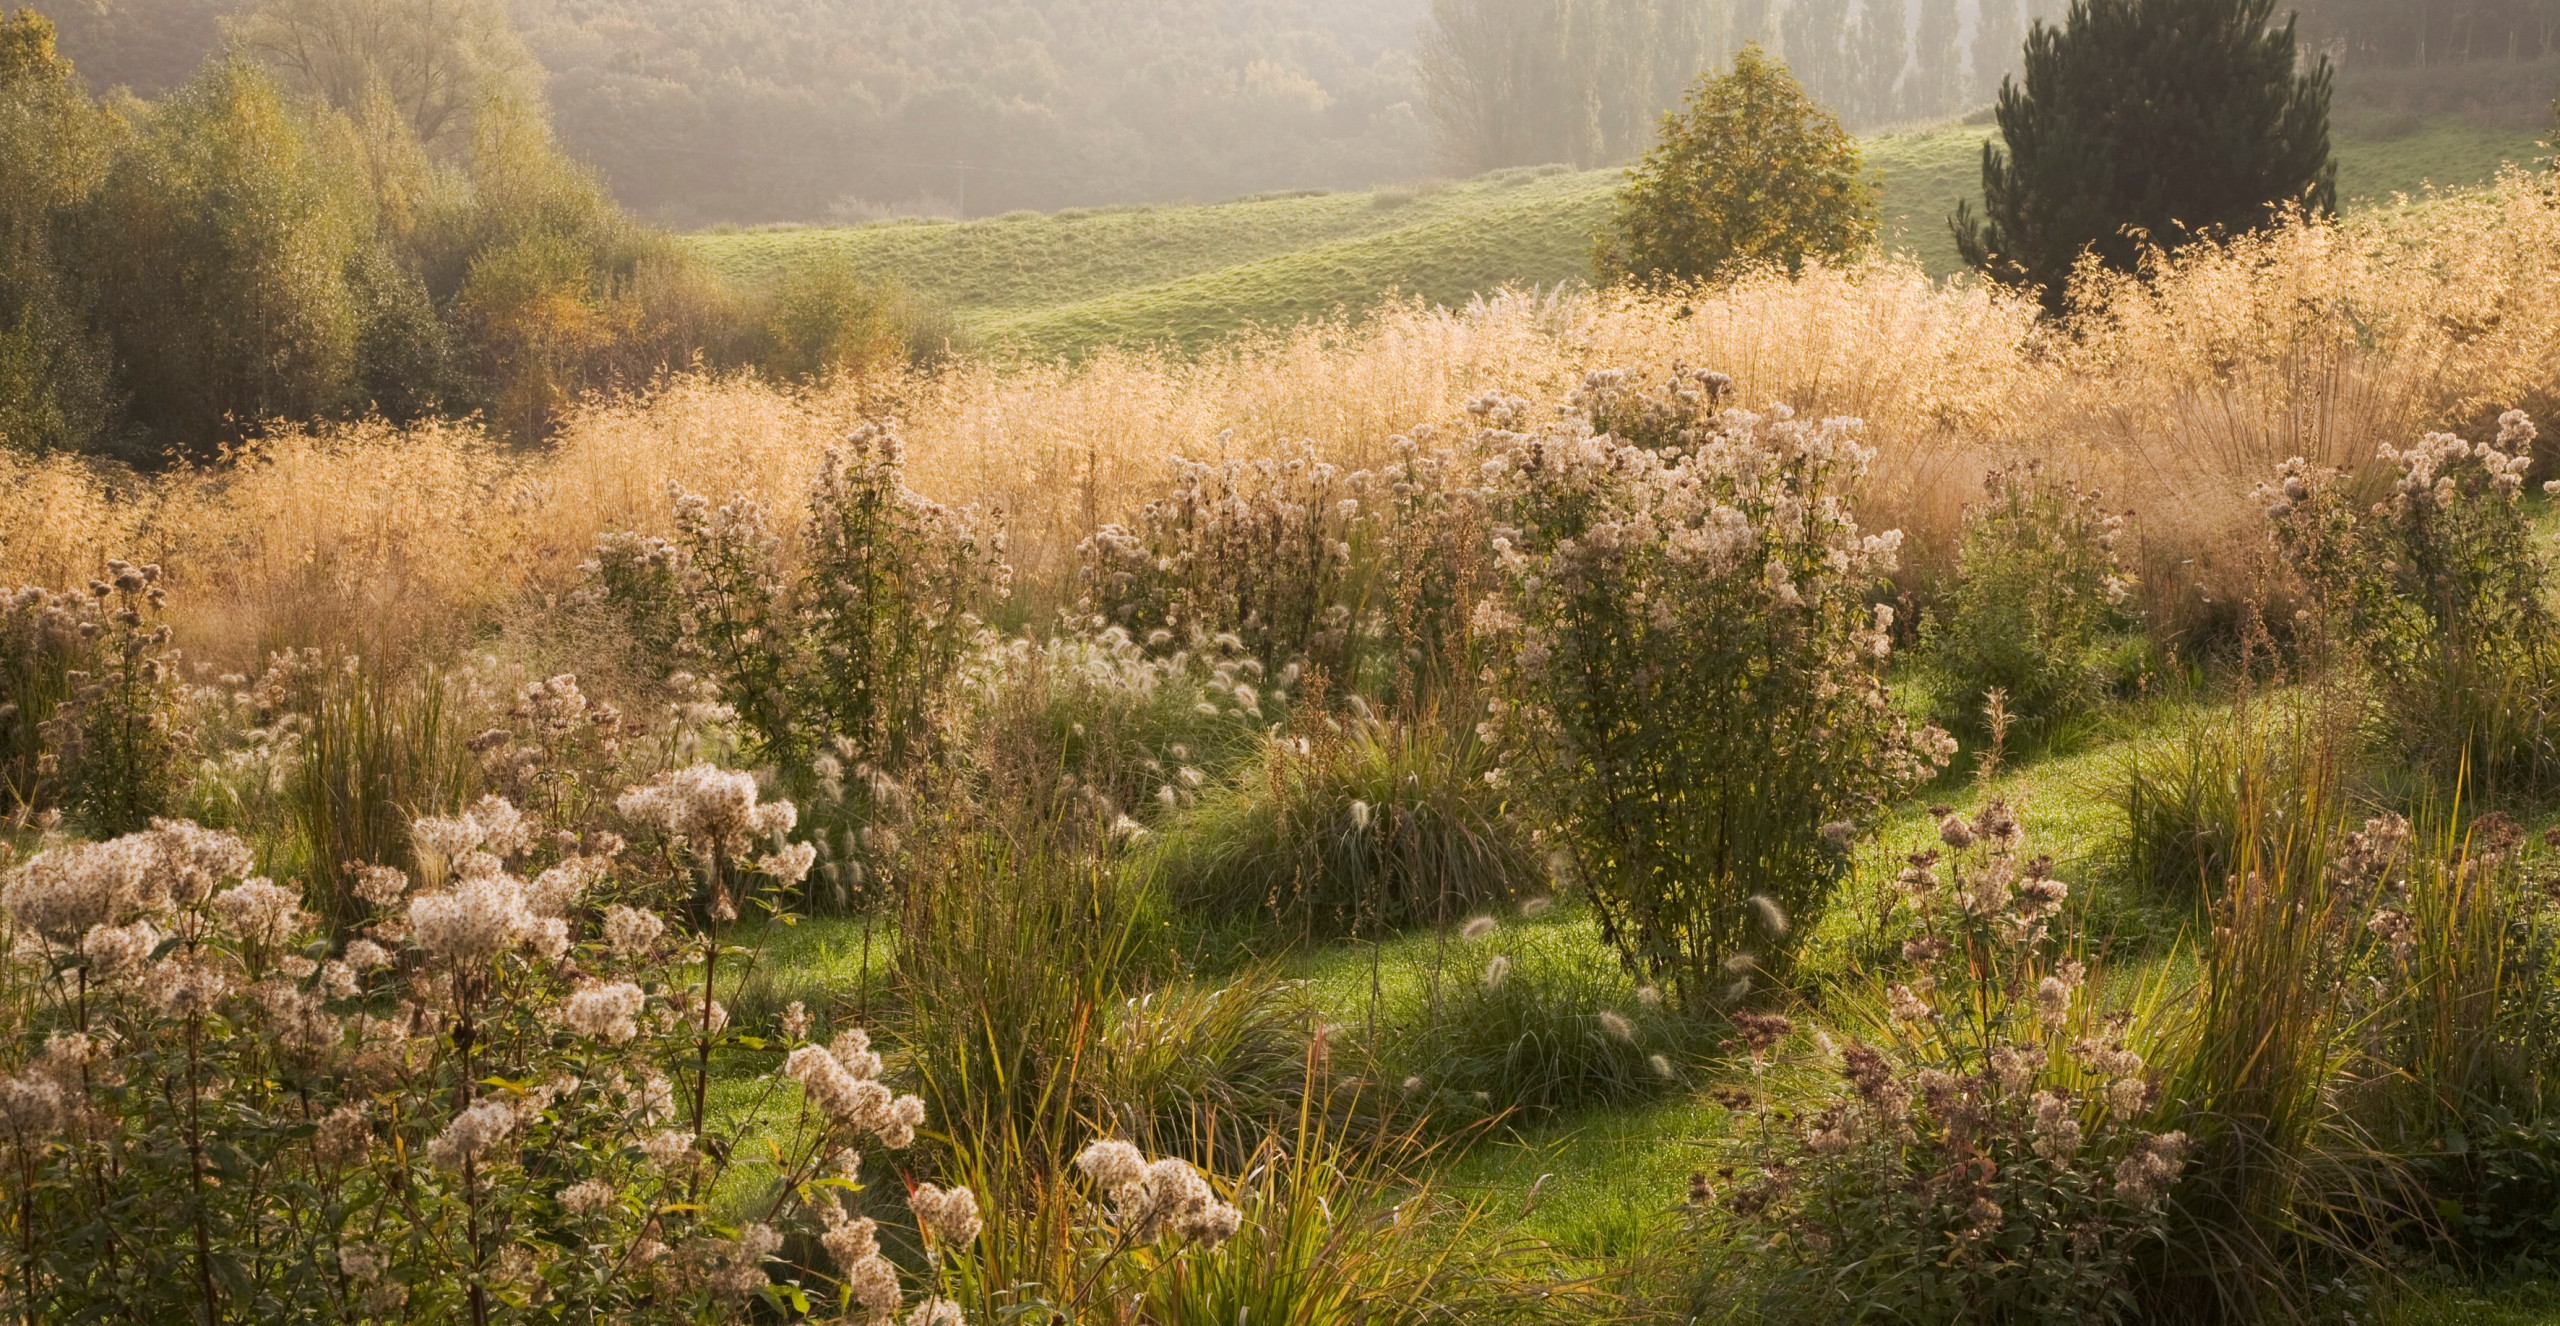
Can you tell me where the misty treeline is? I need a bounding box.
[39,0,2560,225]
[0,0,937,462]
[2295,0,2560,65]
[48,0,1433,224]
[1424,0,2064,173]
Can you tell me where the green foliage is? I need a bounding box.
[1483,369,1951,1004]
[1084,970,1322,1169]
[1597,45,1879,287]
[760,260,954,382]
[0,10,116,454]
[283,657,478,929]
[1382,912,1693,1124]
[1140,715,1539,941]
[2262,419,2560,790]
[0,7,756,455]
[892,824,1159,1159]
[1924,461,2139,737]
[2141,730,2416,1320]
[78,59,372,457]
[1955,0,2336,313]
[2114,705,2329,897]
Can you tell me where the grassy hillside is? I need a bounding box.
[685,115,2546,361]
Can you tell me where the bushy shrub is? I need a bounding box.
[1079,431,1496,714]
[595,428,1005,778]
[32,561,191,835]
[2262,416,2560,789]
[0,770,996,1324]
[1700,800,2190,1325]
[591,429,1005,907]
[1140,714,1537,941]
[760,260,956,381]
[1479,369,1952,1005]
[77,59,372,457]
[1926,461,2139,738]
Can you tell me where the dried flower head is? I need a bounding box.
[910,1182,983,1246]
[557,981,646,1043]
[428,1098,518,1170]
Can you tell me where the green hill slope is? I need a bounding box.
[684,115,2545,362]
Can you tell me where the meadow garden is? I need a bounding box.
[11,168,2560,1319]
[13,0,2560,1322]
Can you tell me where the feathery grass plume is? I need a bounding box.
[22,180,2560,679]
[1383,924,1695,1125]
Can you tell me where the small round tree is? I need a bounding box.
[1954,0,2334,314]
[1596,44,1877,287]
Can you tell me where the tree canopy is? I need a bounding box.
[1597,45,1877,287]
[1954,0,2334,313]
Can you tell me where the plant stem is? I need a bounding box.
[185,1016,219,1326]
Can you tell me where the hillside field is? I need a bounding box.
[683,115,2546,360]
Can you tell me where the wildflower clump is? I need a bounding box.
[2262,414,2560,787]
[1925,461,2139,738]
[588,427,1004,906]
[0,771,983,1325]
[18,562,191,832]
[1701,800,2189,1324]
[1480,368,1952,1003]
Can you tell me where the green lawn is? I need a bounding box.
[680,115,2544,363]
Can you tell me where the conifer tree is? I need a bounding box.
[1597,44,1876,286]
[1954,0,2334,313]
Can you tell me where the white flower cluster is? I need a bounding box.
[211,878,305,949]
[408,869,544,965]
[818,1196,904,1321]
[556,981,646,1043]
[616,763,797,853]
[400,796,603,965]
[1072,1139,1243,1246]
[426,1097,518,1170]
[2111,1130,2193,1208]
[603,904,665,956]
[2,819,251,944]
[782,1028,924,1148]
[909,1182,982,1246]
